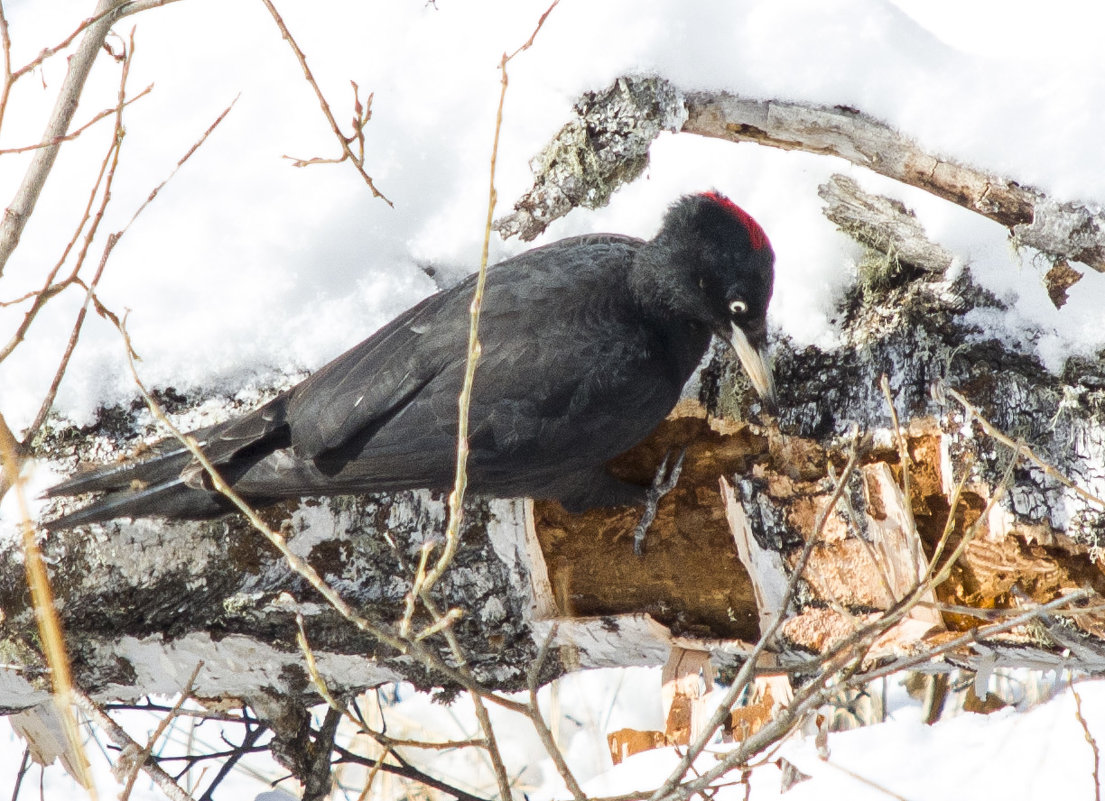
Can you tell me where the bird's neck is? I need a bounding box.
[628,246,699,324]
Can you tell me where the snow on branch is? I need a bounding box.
[496,76,1105,277]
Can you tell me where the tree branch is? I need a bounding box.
[0,0,123,277]
[497,77,1105,274]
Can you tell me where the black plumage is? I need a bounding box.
[45,192,775,529]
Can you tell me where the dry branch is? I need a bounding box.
[0,0,182,277]
[819,173,955,274]
[496,77,1105,277]
[258,0,390,205]
[682,89,1105,273]
[74,691,196,801]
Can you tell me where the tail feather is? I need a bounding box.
[44,445,196,498]
[43,408,291,529]
[44,477,230,530]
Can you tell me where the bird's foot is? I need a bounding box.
[632,448,687,556]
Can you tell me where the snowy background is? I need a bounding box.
[2,0,1105,797]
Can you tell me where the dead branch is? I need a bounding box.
[1072,679,1102,801]
[683,90,1105,273]
[257,0,390,205]
[119,662,203,800]
[819,173,955,274]
[496,77,1105,276]
[73,691,196,801]
[0,0,166,277]
[332,745,495,801]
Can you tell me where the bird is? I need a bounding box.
[45,192,776,537]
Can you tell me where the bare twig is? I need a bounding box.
[526,624,585,801]
[120,661,204,801]
[1072,679,1102,801]
[0,3,13,138]
[0,84,152,155]
[420,0,560,600]
[0,411,94,793]
[8,746,31,801]
[257,0,390,204]
[857,590,1090,683]
[193,719,268,801]
[74,691,195,801]
[938,382,1105,510]
[333,746,494,801]
[407,586,513,801]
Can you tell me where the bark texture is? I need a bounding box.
[496,77,1105,277]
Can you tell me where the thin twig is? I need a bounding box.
[420,0,560,600]
[0,2,14,138]
[0,84,152,155]
[74,691,195,801]
[0,412,94,793]
[6,4,119,84]
[333,745,494,801]
[938,382,1105,510]
[857,590,1091,683]
[194,719,268,801]
[8,745,31,801]
[526,623,585,801]
[410,587,513,801]
[1071,679,1102,801]
[257,0,390,204]
[120,661,204,801]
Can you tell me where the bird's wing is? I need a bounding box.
[357,234,682,477]
[283,277,473,459]
[283,234,651,466]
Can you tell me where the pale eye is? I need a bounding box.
[729,299,748,315]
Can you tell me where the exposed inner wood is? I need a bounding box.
[532,400,765,641]
[533,403,1105,657]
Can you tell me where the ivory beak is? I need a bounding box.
[727,323,776,411]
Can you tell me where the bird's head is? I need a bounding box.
[635,192,776,409]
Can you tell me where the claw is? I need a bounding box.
[632,448,687,555]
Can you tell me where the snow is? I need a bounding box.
[2,0,1105,797]
[3,0,1105,436]
[3,668,1104,800]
